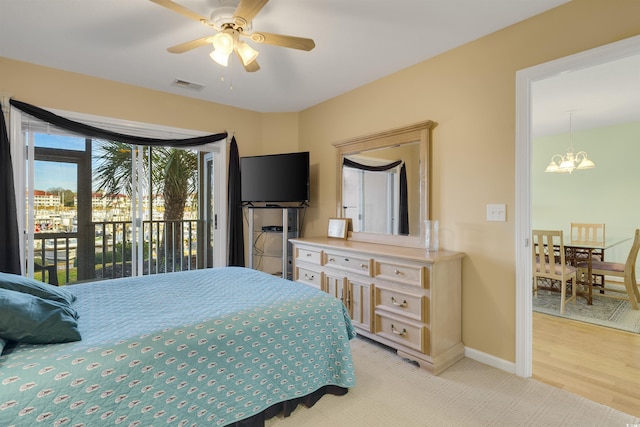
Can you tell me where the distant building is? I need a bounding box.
[32,190,196,224]
[29,190,61,208]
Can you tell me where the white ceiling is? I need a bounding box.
[1,0,569,111]
[1,0,638,136]
[532,53,640,137]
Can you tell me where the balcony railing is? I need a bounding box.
[31,232,76,285]
[32,219,209,285]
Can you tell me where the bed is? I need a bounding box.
[0,267,356,426]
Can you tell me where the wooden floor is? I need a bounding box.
[533,311,640,418]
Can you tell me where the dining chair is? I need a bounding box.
[577,228,640,310]
[532,229,577,314]
[570,222,605,245]
[568,222,606,288]
[568,222,605,261]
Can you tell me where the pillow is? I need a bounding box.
[0,272,76,305]
[0,288,81,344]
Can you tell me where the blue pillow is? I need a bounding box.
[0,272,76,305]
[0,288,81,344]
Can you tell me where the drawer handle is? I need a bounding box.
[329,258,335,262]
[304,273,315,280]
[344,258,350,262]
[391,296,407,308]
[360,263,367,269]
[306,253,312,257]
[391,324,407,336]
[394,269,402,275]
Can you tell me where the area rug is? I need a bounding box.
[532,289,640,333]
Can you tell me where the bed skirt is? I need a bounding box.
[229,385,349,426]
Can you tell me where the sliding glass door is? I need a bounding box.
[13,109,226,284]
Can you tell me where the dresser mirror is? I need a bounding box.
[333,120,434,248]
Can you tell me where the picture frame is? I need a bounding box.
[327,218,348,239]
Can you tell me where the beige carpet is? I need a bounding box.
[266,336,640,427]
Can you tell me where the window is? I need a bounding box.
[11,107,227,284]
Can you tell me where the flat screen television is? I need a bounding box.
[240,151,310,204]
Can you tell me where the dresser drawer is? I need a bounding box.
[296,247,322,265]
[374,260,426,288]
[295,266,323,289]
[375,285,427,322]
[375,312,428,353]
[324,251,372,276]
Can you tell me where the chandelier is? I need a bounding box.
[544,113,595,174]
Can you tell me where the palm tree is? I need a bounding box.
[93,141,198,269]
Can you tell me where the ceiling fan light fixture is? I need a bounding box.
[210,30,235,67]
[210,48,230,66]
[211,32,234,54]
[236,41,259,66]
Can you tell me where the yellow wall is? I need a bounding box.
[0,57,300,156]
[260,113,300,154]
[2,0,639,363]
[298,0,640,361]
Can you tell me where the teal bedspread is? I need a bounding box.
[0,267,356,426]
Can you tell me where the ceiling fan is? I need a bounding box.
[150,0,316,72]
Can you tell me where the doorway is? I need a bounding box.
[515,35,640,377]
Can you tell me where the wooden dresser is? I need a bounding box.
[289,237,465,374]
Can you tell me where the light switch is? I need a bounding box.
[487,204,506,222]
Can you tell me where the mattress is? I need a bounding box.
[0,267,356,426]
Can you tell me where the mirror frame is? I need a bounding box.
[333,120,434,248]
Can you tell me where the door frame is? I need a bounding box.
[515,34,640,377]
[203,149,227,268]
[32,143,93,280]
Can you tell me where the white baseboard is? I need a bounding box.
[464,346,516,375]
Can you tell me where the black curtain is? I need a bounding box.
[227,137,244,266]
[0,107,22,274]
[343,158,409,235]
[398,164,409,235]
[9,99,228,147]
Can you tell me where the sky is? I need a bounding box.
[34,161,77,192]
[33,134,86,192]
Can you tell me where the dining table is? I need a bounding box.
[564,236,631,304]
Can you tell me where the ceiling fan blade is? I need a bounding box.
[234,0,269,25]
[167,36,212,54]
[150,0,210,24]
[249,32,315,51]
